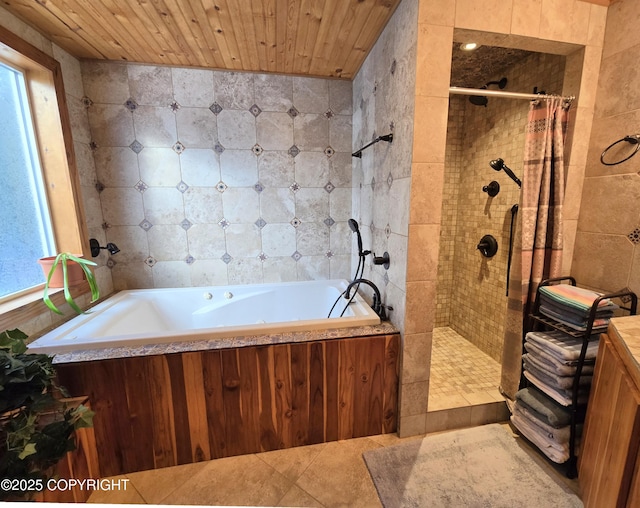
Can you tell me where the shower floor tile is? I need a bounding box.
[429,327,503,411]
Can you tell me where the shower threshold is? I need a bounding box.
[428,327,503,411]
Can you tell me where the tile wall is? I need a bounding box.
[81,63,353,289]
[436,52,566,362]
[573,0,640,296]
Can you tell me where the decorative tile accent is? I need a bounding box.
[124,98,138,111]
[289,182,300,192]
[628,227,640,244]
[101,222,111,230]
[134,180,148,193]
[254,182,264,193]
[324,109,334,119]
[288,145,300,157]
[324,217,335,227]
[176,180,189,193]
[209,102,223,115]
[290,217,301,228]
[172,141,186,154]
[369,222,375,233]
[383,272,389,286]
[389,120,395,131]
[180,218,192,231]
[106,258,116,269]
[81,96,93,108]
[390,59,397,75]
[95,181,105,193]
[385,223,391,238]
[258,252,267,262]
[371,176,376,190]
[255,218,267,229]
[144,256,156,267]
[324,182,335,193]
[129,140,144,154]
[218,218,230,229]
[252,144,263,155]
[184,255,195,265]
[287,107,299,118]
[324,146,335,157]
[169,100,181,112]
[326,250,333,258]
[291,251,302,261]
[387,172,393,188]
[89,141,98,151]
[139,219,153,231]
[216,181,228,193]
[249,104,262,117]
[214,143,225,155]
[221,252,232,264]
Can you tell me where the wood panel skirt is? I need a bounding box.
[56,333,400,477]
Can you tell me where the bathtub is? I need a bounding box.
[28,279,381,354]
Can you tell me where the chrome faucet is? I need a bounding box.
[344,278,391,320]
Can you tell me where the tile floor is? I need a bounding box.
[428,326,504,410]
[88,423,580,506]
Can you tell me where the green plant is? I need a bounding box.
[43,252,99,315]
[0,329,94,500]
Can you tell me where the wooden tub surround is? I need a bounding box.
[56,333,399,477]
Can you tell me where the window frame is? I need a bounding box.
[0,24,90,324]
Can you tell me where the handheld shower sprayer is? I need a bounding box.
[489,158,522,188]
[348,219,370,258]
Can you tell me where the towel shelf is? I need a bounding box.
[519,276,637,479]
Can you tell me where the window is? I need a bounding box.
[0,25,88,312]
[0,61,56,298]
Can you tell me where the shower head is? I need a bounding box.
[105,243,120,255]
[348,219,364,256]
[489,158,522,188]
[469,77,508,107]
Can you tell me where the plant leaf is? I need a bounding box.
[17,443,37,460]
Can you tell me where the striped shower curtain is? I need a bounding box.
[500,97,570,400]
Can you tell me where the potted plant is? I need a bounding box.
[0,329,94,501]
[38,252,99,315]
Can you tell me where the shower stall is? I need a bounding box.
[430,48,567,410]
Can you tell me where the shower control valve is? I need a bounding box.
[373,251,390,270]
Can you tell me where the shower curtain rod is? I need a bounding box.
[449,86,575,102]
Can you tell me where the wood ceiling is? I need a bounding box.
[1,0,401,79]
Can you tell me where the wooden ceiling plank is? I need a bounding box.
[200,0,243,70]
[292,0,311,74]
[50,0,141,61]
[319,0,360,77]
[259,0,278,73]
[297,0,325,75]
[274,0,289,74]
[183,0,228,69]
[101,0,175,65]
[1,0,104,59]
[307,0,351,77]
[159,0,211,67]
[133,0,189,65]
[249,0,272,73]
[283,0,301,74]
[225,0,260,72]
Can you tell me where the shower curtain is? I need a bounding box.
[500,97,570,400]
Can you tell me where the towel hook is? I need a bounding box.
[600,134,640,166]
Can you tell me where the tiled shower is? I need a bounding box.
[431,50,567,406]
[81,62,355,290]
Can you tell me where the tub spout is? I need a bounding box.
[344,278,389,320]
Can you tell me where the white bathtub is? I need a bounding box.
[28,279,381,354]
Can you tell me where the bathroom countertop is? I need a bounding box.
[51,321,399,364]
[607,315,640,386]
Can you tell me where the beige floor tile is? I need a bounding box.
[367,431,424,448]
[277,484,325,507]
[294,438,382,508]
[87,475,146,504]
[160,453,292,506]
[126,461,208,504]
[257,442,327,482]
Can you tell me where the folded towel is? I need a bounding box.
[524,370,590,406]
[539,295,616,321]
[513,402,571,444]
[523,357,592,390]
[523,344,594,376]
[511,413,570,464]
[515,386,571,427]
[525,330,600,362]
[539,305,611,332]
[539,284,617,313]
